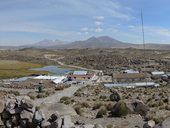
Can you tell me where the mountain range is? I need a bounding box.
[1,36,170,50]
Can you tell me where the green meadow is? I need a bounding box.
[0,60,48,79]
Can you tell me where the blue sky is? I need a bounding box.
[0,0,170,46]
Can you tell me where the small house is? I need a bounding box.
[67,70,95,81]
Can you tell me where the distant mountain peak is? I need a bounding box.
[86,36,98,41]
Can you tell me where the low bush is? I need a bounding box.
[36,93,46,98]
[81,102,90,108]
[111,100,129,117]
[96,106,107,118]
[55,85,64,91]
[74,106,84,116]
[93,102,104,110]
[60,96,72,105]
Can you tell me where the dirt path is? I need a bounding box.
[34,85,81,106]
[44,54,100,73]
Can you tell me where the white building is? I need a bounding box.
[33,75,67,85]
[151,71,165,76]
[104,82,160,88]
[73,71,87,75]
[123,69,139,74]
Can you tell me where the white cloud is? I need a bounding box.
[0,21,76,37]
[110,9,134,20]
[85,31,89,34]
[95,21,102,26]
[95,27,103,32]
[128,25,135,29]
[94,16,104,20]
[80,27,89,31]
[129,25,170,37]
[145,27,170,37]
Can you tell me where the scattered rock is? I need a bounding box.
[159,116,170,128]
[111,99,149,117]
[0,100,5,113]
[93,124,103,128]
[143,120,155,128]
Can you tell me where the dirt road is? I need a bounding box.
[44,54,100,73]
[34,85,81,106]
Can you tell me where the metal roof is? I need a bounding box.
[73,71,87,75]
[104,82,159,88]
[151,71,165,75]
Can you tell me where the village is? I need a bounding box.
[0,47,169,128]
[0,65,169,90]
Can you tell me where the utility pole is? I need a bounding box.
[141,9,147,84]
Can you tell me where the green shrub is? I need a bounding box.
[60,96,72,105]
[99,95,107,100]
[110,91,121,102]
[81,102,90,108]
[96,106,107,118]
[106,124,113,128]
[28,94,36,100]
[55,85,64,91]
[105,102,114,111]
[10,90,20,96]
[111,100,129,117]
[74,91,81,97]
[93,102,104,110]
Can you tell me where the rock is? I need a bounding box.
[7,94,16,99]
[160,116,170,128]
[82,124,94,128]
[131,100,150,116]
[1,110,11,120]
[50,111,60,122]
[62,115,74,128]
[50,121,59,128]
[32,110,45,125]
[41,120,51,128]
[20,110,33,120]
[6,100,16,114]
[0,100,5,113]
[5,119,12,128]
[111,99,149,117]
[93,124,103,128]
[143,120,155,128]
[11,115,20,126]
[21,96,34,111]
[19,119,28,128]
[41,103,77,117]
[110,90,122,102]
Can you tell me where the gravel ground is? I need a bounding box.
[72,114,145,128]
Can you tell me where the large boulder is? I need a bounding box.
[41,103,77,118]
[5,100,16,114]
[32,110,45,125]
[127,99,149,116]
[20,110,33,120]
[111,99,149,117]
[143,120,155,128]
[21,96,34,111]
